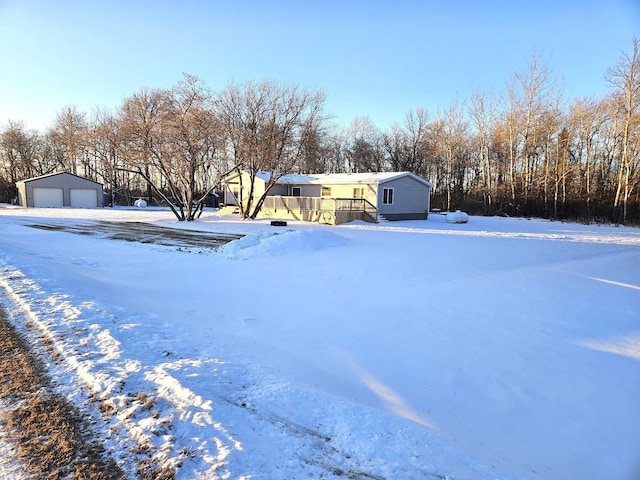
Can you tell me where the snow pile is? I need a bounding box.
[219,228,347,259]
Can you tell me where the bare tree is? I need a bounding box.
[383,107,430,176]
[297,122,335,174]
[320,128,349,173]
[162,74,224,219]
[217,80,326,219]
[48,106,89,177]
[468,90,498,209]
[344,116,385,173]
[516,53,555,202]
[118,86,164,207]
[435,99,469,211]
[88,108,124,206]
[498,53,559,214]
[119,75,224,221]
[568,97,606,221]
[504,76,520,209]
[607,36,640,224]
[0,121,39,182]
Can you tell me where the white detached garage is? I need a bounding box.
[16,172,104,208]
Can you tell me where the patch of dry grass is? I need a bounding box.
[0,307,125,479]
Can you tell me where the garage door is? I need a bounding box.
[33,187,63,207]
[70,188,98,208]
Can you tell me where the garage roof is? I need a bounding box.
[16,172,103,186]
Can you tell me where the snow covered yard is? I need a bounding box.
[0,205,639,479]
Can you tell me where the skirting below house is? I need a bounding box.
[259,206,377,225]
[380,212,429,221]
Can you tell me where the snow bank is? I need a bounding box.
[219,228,347,259]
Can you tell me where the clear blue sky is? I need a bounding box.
[0,0,638,132]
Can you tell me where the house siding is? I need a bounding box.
[377,175,430,220]
[267,184,288,196]
[265,181,322,198]
[223,173,325,206]
[299,185,322,197]
[319,183,377,203]
[222,173,268,206]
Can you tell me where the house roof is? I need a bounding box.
[16,171,103,186]
[261,171,433,188]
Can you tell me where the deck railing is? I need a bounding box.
[261,196,378,224]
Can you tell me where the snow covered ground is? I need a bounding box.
[0,205,639,479]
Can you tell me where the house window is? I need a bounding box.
[321,186,332,197]
[383,187,394,205]
[353,187,364,198]
[291,186,301,197]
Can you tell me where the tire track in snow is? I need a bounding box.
[0,260,382,479]
[341,222,640,246]
[0,260,242,478]
[0,253,494,479]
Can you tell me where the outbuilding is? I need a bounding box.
[16,172,104,208]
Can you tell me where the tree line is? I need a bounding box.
[1,38,638,223]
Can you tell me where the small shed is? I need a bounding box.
[16,172,104,208]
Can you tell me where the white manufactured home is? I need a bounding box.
[16,172,104,208]
[221,171,432,224]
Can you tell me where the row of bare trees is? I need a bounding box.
[0,75,326,221]
[1,38,639,223]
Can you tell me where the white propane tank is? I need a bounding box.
[445,210,469,224]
